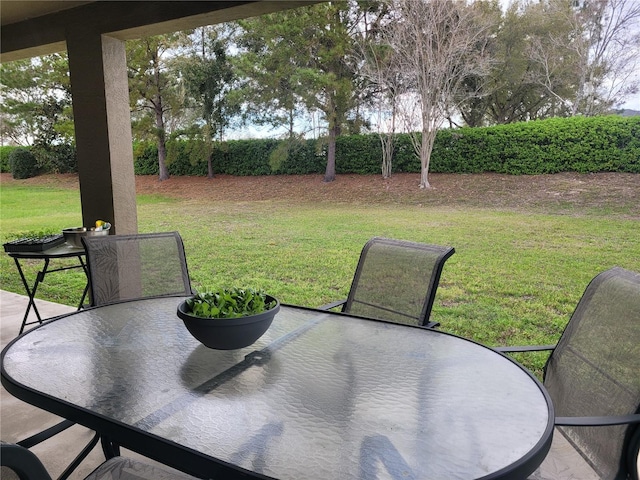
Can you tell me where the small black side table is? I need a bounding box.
[6,244,89,334]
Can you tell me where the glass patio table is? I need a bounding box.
[1,296,553,479]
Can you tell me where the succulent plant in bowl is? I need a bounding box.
[185,287,277,319]
[177,287,280,350]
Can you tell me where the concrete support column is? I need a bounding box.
[66,33,137,234]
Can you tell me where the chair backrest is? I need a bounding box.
[82,232,192,306]
[543,267,640,480]
[343,237,454,327]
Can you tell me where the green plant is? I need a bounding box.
[0,146,17,173]
[31,143,77,173]
[5,228,60,242]
[9,148,38,179]
[185,287,277,319]
[131,116,640,178]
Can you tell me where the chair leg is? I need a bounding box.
[16,420,102,480]
[57,431,100,480]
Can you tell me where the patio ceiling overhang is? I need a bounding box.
[1,1,316,62]
[0,1,318,234]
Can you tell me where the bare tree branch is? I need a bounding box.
[385,0,495,188]
[525,0,640,116]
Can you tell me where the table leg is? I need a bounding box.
[14,257,47,334]
[12,254,89,334]
[101,436,121,459]
[77,255,90,309]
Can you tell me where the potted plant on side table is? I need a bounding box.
[177,287,280,350]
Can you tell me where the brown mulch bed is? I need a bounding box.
[2,171,639,215]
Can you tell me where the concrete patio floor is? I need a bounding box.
[0,290,155,479]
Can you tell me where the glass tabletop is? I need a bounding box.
[1,296,553,479]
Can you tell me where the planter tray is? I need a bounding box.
[3,234,66,253]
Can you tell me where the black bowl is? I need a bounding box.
[177,296,280,350]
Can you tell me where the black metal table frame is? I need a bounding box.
[1,300,554,480]
[8,249,89,334]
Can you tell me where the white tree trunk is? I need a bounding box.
[387,0,495,188]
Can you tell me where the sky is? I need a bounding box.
[622,94,640,111]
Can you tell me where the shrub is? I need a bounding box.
[336,134,382,174]
[0,146,17,173]
[131,115,639,178]
[9,148,38,179]
[31,143,78,173]
[133,142,160,175]
[276,138,326,174]
[216,139,278,175]
[429,116,640,174]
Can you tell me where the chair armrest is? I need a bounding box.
[628,425,640,480]
[555,413,640,427]
[1,443,54,480]
[318,299,346,311]
[422,321,440,329]
[17,419,75,448]
[494,344,556,353]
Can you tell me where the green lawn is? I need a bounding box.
[1,174,638,376]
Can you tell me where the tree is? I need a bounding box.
[235,2,366,182]
[0,54,72,147]
[387,0,495,188]
[526,0,640,116]
[234,18,306,139]
[306,2,363,182]
[354,1,403,178]
[127,34,185,181]
[362,43,405,178]
[458,1,574,126]
[177,26,239,178]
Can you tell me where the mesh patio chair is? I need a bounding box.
[496,267,640,480]
[76,232,192,460]
[82,231,193,307]
[1,442,201,480]
[319,237,455,328]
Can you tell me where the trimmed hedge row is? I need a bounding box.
[134,116,638,176]
[1,144,77,175]
[135,134,422,176]
[431,116,640,174]
[3,115,638,177]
